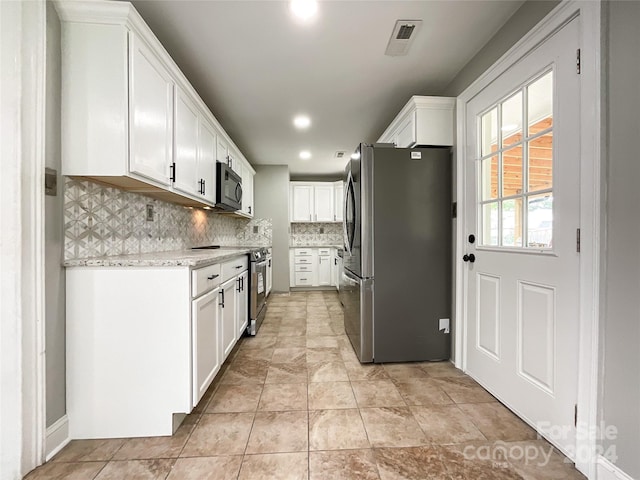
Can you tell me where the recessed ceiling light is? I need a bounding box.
[293,115,311,129]
[289,0,318,22]
[299,150,312,160]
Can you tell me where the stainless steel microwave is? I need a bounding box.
[216,162,242,211]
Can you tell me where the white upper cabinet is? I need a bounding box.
[197,119,217,203]
[173,87,200,196]
[174,86,217,203]
[290,182,341,222]
[57,1,254,211]
[291,184,315,222]
[378,96,455,147]
[228,148,242,176]
[314,184,334,222]
[333,181,344,222]
[240,161,255,218]
[216,135,229,166]
[128,34,174,185]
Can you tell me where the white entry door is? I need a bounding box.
[463,18,580,457]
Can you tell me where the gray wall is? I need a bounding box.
[600,1,640,477]
[254,165,290,292]
[45,0,65,428]
[441,1,560,96]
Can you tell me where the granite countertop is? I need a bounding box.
[290,245,343,249]
[64,247,261,268]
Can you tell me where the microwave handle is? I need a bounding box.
[235,182,243,203]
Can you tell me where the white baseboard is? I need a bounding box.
[597,456,635,480]
[45,415,70,461]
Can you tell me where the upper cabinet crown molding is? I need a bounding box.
[378,95,455,148]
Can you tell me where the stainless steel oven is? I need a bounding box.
[248,248,268,335]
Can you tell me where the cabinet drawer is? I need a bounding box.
[293,248,313,256]
[221,256,249,283]
[192,263,221,298]
[318,248,331,256]
[295,257,313,265]
[294,272,313,286]
[295,264,313,272]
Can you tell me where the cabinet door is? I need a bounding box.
[220,278,237,361]
[129,34,173,185]
[242,165,254,217]
[333,182,344,222]
[236,271,248,339]
[318,255,332,286]
[314,185,334,222]
[291,184,314,222]
[192,288,220,407]
[197,119,216,203]
[228,147,241,175]
[216,135,228,165]
[173,88,199,196]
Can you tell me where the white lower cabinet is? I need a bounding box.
[192,287,220,407]
[66,254,249,440]
[237,270,249,339]
[220,277,238,361]
[290,247,338,288]
[332,249,342,290]
[318,253,332,286]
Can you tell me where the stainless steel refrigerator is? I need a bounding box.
[339,144,452,363]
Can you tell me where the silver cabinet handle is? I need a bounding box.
[207,274,219,280]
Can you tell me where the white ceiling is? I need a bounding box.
[130,0,524,177]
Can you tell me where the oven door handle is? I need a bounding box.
[254,261,267,268]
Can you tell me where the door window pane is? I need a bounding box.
[476,68,554,251]
[528,71,553,135]
[502,146,523,197]
[481,108,498,156]
[527,194,553,248]
[482,202,499,246]
[481,155,499,200]
[501,92,523,148]
[528,132,553,192]
[502,198,523,247]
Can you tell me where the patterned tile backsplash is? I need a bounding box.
[290,222,344,246]
[64,178,272,260]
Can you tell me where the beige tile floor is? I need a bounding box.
[27,291,586,480]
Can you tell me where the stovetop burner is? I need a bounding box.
[191,245,221,250]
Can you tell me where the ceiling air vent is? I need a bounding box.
[335,151,346,159]
[385,20,423,56]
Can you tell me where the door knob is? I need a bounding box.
[463,254,476,263]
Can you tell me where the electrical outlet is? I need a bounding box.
[439,318,450,334]
[146,204,154,222]
[253,226,259,234]
[319,227,325,234]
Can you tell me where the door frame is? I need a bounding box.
[453,1,602,477]
[0,0,47,478]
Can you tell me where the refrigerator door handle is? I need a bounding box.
[343,268,361,284]
[343,171,354,255]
